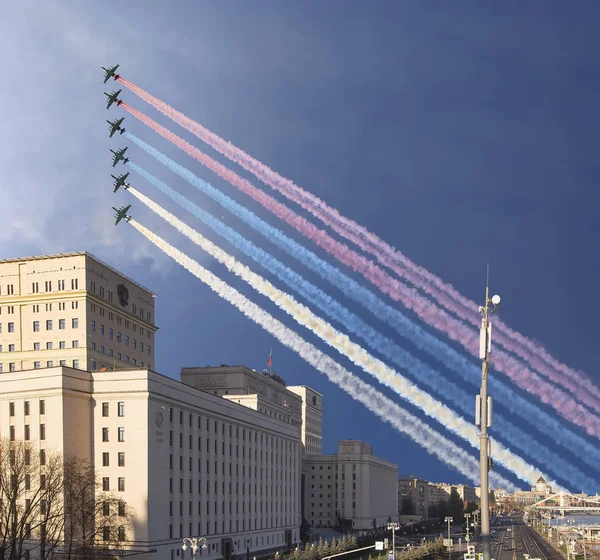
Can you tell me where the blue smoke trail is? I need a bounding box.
[124,133,600,473]
[127,163,598,492]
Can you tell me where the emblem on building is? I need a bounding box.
[117,283,129,307]
[156,412,164,427]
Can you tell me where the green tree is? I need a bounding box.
[400,497,416,515]
[447,489,464,523]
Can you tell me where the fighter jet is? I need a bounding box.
[112,172,130,193]
[110,147,129,167]
[104,89,123,110]
[107,117,125,138]
[102,64,120,83]
[113,205,131,226]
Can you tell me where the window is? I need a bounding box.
[6,284,13,295]
[72,318,79,328]
[40,449,46,465]
[73,359,79,369]
[118,477,125,492]
[46,320,52,331]
[40,424,45,440]
[125,335,129,346]
[102,428,109,442]
[34,342,40,350]
[24,425,30,440]
[71,278,78,290]
[24,401,30,415]
[32,282,39,293]
[59,319,65,330]
[58,279,65,290]
[9,363,15,372]
[118,402,124,417]
[103,452,110,466]
[102,402,109,417]
[45,303,52,312]
[40,400,45,414]
[34,361,41,369]
[46,342,53,350]
[73,340,79,348]
[9,426,15,440]
[60,359,66,366]
[10,401,15,416]
[8,344,14,352]
[33,321,40,332]
[91,360,96,371]
[46,361,53,368]
[103,527,110,541]
[90,320,96,332]
[116,332,121,342]
[103,501,110,516]
[118,501,126,516]
[59,341,66,349]
[8,322,14,333]
[118,526,125,541]
[108,328,113,339]
[100,324,105,336]
[45,281,52,292]
[32,305,39,313]
[118,452,125,467]
[132,339,137,349]
[100,345,105,354]
[102,477,110,491]
[118,427,125,442]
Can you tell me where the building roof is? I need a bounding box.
[0,251,156,297]
[537,476,547,483]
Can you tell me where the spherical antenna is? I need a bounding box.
[491,294,501,305]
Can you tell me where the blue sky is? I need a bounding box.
[2,1,599,488]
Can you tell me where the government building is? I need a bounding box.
[0,252,157,373]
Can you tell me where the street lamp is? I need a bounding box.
[387,523,400,560]
[465,513,472,544]
[477,268,500,560]
[445,517,453,560]
[182,537,208,558]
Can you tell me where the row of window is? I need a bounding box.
[0,280,80,297]
[9,400,45,416]
[27,318,79,331]
[1,340,80,352]
[90,302,153,331]
[8,424,45,441]
[0,359,80,372]
[90,320,151,353]
[31,301,79,312]
[90,359,150,370]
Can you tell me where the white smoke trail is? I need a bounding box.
[128,188,562,490]
[129,217,519,492]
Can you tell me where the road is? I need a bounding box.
[480,516,564,560]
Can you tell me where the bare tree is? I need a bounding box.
[0,439,131,560]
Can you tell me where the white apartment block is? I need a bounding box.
[0,366,302,560]
[0,252,157,374]
[287,386,323,455]
[301,441,398,531]
[431,483,478,505]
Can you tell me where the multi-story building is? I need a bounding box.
[428,483,450,513]
[0,252,157,374]
[432,483,478,505]
[287,386,323,454]
[301,441,397,531]
[0,366,302,560]
[180,365,303,430]
[398,476,429,518]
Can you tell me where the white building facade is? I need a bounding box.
[0,252,157,374]
[301,441,398,531]
[287,386,323,455]
[0,366,302,560]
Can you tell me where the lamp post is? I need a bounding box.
[445,517,453,560]
[477,269,500,560]
[465,513,472,544]
[388,523,399,560]
[182,537,208,558]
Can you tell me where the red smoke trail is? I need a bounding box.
[116,76,600,404]
[121,102,600,434]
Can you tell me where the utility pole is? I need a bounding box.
[445,517,453,560]
[388,523,399,560]
[476,266,500,560]
[465,513,472,544]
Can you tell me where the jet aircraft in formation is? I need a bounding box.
[112,172,130,193]
[110,147,129,167]
[113,205,132,226]
[104,89,123,110]
[107,117,126,138]
[102,64,120,83]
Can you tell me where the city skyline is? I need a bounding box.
[1,2,599,490]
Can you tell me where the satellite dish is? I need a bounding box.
[491,295,501,305]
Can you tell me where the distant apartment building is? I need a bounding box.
[287,386,323,454]
[432,483,478,505]
[0,366,302,560]
[398,476,429,518]
[301,441,398,531]
[0,252,157,374]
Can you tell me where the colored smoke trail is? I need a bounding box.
[121,107,600,431]
[124,132,600,453]
[117,77,600,405]
[126,186,562,490]
[128,217,522,492]
[128,163,599,491]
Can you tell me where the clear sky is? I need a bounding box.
[2,1,599,488]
